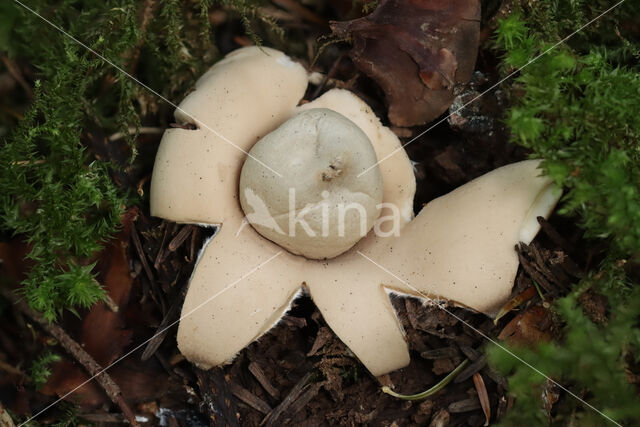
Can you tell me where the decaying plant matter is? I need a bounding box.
[331,0,481,126]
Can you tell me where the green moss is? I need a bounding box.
[491,3,640,425]
[30,351,62,389]
[0,0,247,320]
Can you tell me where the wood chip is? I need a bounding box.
[530,243,563,287]
[249,362,280,400]
[195,367,240,427]
[454,354,486,383]
[448,397,481,413]
[141,296,182,361]
[280,315,307,329]
[428,409,450,427]
[432,358,456,375]
[473,373,491,426]
[261,372,314,426]
[307,326,333,356]
[496,395,508,421]
[279,382,322,424]
[168,225,195,252]
[154,222,170,269]
[0,402,16,427]
[420,347,460,360]
[516,244,553,293]
[230,383,272,414]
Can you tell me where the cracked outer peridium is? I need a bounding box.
[150,46,560,376]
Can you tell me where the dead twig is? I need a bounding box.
[516,244,554,293]
[154,222,170,269]
[249,362,280,399]
[108,126,164,142]
[420,347,460,360]
[168,225,195,252]
[131,222,167,314]
[271,0,327,26]
[230,383,272,414]
[261,371,314,426]
[448,397,481,413]
[0,288,139,426]
[310,53,346,99]
[0,359,26,378]
[140,292,182,361]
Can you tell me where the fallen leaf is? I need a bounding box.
[41,360,171,409]
[77,207,138,366]
[472,372,490,426]
[331,0,481,126]
[41,209,154,407]
[497,305,554,346]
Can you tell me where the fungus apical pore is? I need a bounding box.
[239,108,383,259]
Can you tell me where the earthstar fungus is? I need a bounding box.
[150,47,560,376]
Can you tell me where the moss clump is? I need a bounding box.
[490,3,640,425]
[0,0,241,320]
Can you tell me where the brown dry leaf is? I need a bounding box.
[41,208,151,406]
[472,372,490,426]
[78,207,139,366]
[493,286,538,324]
[497,305,554,346]
[331,0,481,126]
[41,360,171,409]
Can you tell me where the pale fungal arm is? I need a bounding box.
[306,251,410,376]
[366,160,562,315]
[177,219,306,368]
[302,160,560,375]
[150,47,308,225]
